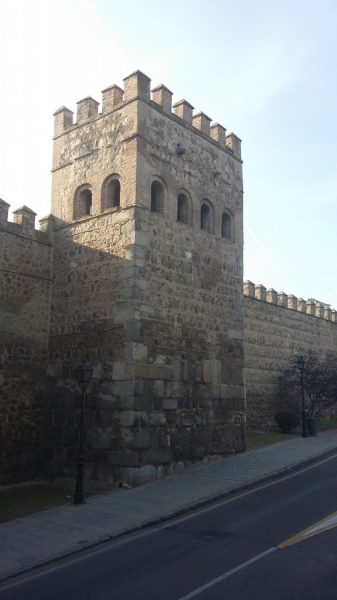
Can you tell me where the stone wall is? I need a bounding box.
[47,70,246,486]
[47,208,136,483]
[126,91,245,484]
[3,69,337,487]
[243,281,337,429]
[0,201,52,483]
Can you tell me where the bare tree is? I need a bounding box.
[278,351,337,418]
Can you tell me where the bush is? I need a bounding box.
[275,410,299,433]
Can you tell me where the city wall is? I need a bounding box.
[2,68,337,486]
[0,200,53,483]
[243,281,337,429]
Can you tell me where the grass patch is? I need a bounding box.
[246,430,298,451]
[0,480,76,524]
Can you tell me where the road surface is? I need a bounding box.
[1,453,337,599]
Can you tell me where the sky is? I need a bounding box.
[1,0,337,306]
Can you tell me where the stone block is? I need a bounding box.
[134,394,152,411]
[203,359,221,384]
[142,448,173,466]
[134,363,171,380]
[171,429,192,460]
[116,396,135,410]
[266,288,277,304]
[192,446,205,459]
[210,123,226,144]
[109,451,140,467]
[111,380,135,397]
[151,84,173,114]
[132,430,150,449]
[192,428,211,445]
[180,412,195,427]
[117,411,139,427]
[148,412,166,426]
[255,284,266,301]
[123,465,157,486]
[153,379,165,396]
[228,329,243,341]
[173,99,194,124]
[112,361,133,380]
[287,294,297,310]
[126,319,141,342]
[162,398,178,410]
[243,281,255,297]
[123,70,151,102]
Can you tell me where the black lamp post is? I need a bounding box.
[73,360,93,504]
[297,355,308,438]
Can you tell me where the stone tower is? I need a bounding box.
[49,70,245,485]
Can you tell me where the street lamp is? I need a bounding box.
[73,360,93,504]
[297,355,308,438]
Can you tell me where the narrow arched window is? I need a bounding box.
[102,176,120,211]
[201,203,211,231]
[151,180,164,214]
[177,193,189,224]
[74,186,92,219]
[222,212,232,240]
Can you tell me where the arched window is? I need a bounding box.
[151,180,164,214]
[177,193,189,224]
[102,176,120,211]
[200,202,212,231]
[74,186,92,219]
[222,212,232,240]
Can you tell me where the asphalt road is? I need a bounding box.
[2,454,337,600]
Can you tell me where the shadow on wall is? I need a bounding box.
[1,209,245,487]
[0,209,130,485]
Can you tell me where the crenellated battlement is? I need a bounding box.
[243,280,337,322]
[53,70,241,159]
[0,199,50,243]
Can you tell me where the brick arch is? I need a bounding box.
[177,189,192,225]
[150,176,166,215]
[200,198,214,233]
[221,209,234,241]
[73,184,92,219]
[101,174,121,211]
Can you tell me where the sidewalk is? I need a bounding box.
[1,430,337,582]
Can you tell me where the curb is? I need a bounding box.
[1,443,337,585]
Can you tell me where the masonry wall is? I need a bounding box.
[3,70,337,487]
[243,284,337,429]
[129,207,245,480]
[49,86,142,483]
[51,94,137,221]
[123,87,245,484]
[47,209,138,483]
[0,210,52,483]
[48,71,246,486]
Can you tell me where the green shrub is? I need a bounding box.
[274,410,299,433]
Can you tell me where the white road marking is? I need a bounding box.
[177,547,277,600]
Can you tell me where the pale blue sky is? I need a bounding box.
[1,0,336,306]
